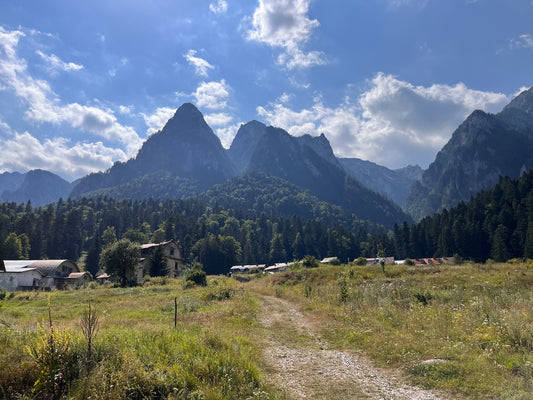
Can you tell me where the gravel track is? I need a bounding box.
[258,295,445,400]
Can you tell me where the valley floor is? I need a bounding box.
[257,294,444,399]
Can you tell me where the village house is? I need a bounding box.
[230,264,266,273]
[64,271,92,288]
[137,240,184,283]
[264,263,290,273]
[0,259,80,291]
[321,257,339,264]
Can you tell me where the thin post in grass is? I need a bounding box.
[174,297,177,328]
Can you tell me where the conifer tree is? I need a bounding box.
[149,245,168,277]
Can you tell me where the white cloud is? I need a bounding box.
[193,80,230,109]
[204,112,233,127]
[119,105,134,115]
[246,0,325,69]
[257,73,509,169]
[0,129,127,181]
[0,26,142,157]
[388,0,429,9]
[210,0,228,14]
[36,50,83,74]
[513,86,530,98]
[510,34,533,49]
[142,107,176,134]
[215,123,243,149]
[184,50,214,77]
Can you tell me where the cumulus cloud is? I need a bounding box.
[0,129,127,181]
[209,0,228,14]
[0,25,142,157]
[142,107,176,134]
[193,80,230,109]
[257,74,509,169]
[246,0,326,69]
[36,50,83,74]
[184,50,214,77]
[204,112,233,127]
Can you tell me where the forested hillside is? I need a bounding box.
[391,169,533,262]
[196,172,381,232]
[0,197,383,275]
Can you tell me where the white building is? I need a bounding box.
[0,259,80,291]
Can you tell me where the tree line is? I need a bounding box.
[0,197,382,276]
[389,170,533,262]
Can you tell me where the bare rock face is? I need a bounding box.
[405,87,533,221]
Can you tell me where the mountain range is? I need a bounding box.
[405,87,533,220]
[3,86,533,227]
[0,170,73,207]
[69,103,409,227]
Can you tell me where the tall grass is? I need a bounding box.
[255,262,533,399]
[0,279,279,399]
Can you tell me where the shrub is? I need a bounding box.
[302,255,319,268]
[25,324,76,399]
[186,269,207,287]
[354,257,367,266]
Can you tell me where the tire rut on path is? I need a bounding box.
[258,294,445,400]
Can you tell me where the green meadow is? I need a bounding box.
[2,261,533,399]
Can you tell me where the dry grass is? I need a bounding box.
[247,262,533,399]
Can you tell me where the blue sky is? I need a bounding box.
[0,0,532,181]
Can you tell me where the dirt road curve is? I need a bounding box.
[258,295,444,400]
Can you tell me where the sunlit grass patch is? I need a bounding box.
[0,279,282,399]
[256,261,533,398]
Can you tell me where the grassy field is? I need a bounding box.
[0,278,284,400]
[248,261,533,399]
[1,261,533,399]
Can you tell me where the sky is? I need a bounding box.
[0,0,532,182]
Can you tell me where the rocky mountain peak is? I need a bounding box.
[501,87,533,114]
[297,133,340,168]
[498,87,533,131]
[227,120,267,173]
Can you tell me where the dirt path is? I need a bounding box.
[258,294,445,400]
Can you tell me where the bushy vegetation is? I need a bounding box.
[0,281,281,399]
[252,261,533,398]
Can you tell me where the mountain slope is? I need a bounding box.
[0,172,25,196]
[71,103,236,198]
[406,169,533,262]
[196,172,383,231]
[340,158,423,207]
[227,120,267,174]
[1,170,72,206]
[405,87,533,221]
[245,126,410,226]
